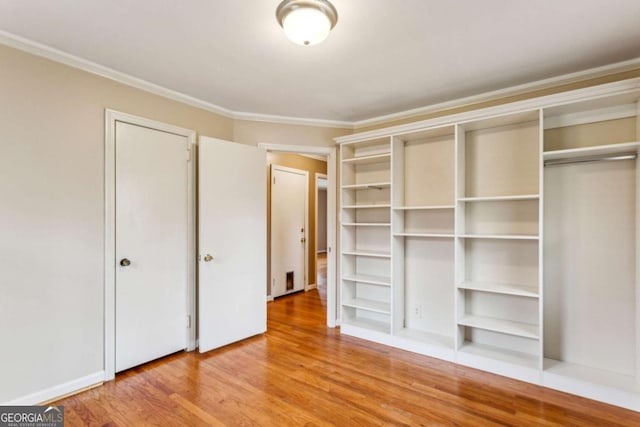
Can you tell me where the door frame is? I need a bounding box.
[314,172,328,280]
[270,164,310,294]
[259,143,338,328]
[104,109,196,381]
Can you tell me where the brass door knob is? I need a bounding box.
[203,254,214,262]
[120,258,131,267]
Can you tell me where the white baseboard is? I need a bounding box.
[317,250,327,254]
[305,283,317,291]
[266,295,274,302]
[2,371,104,405]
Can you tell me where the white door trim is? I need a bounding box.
[259,143,338,328]
[271,164,309,293]
[314,173,328,284]
[104,109,196,381]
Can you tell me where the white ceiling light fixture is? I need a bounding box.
[276,0,338,46]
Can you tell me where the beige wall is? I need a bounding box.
[266,153,327,295]
[317,188,328,251]
[0,43,340,403]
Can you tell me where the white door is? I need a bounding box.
[271,165,307,298]
[198,137,267,353]
[115,121,189,372]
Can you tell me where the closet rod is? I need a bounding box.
[544,152,637,167]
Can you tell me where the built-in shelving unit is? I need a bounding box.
[336,79,640,411]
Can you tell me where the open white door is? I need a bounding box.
[198,136,267,353]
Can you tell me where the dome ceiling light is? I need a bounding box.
[276,0,338,46]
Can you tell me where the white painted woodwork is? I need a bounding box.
[337,82,640,412]
[198,136,266,353]
[271,165,307,298]
[114,121,188,372]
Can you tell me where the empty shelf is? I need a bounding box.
[343,222,391,227]
[341,317,390,334]
[342,274,391,286]
[394,232,454,238]
[393,205,455,210]
[342,182,391,190]
[458,195,539,202]
[543,359,640,393]
[342,250,391,258]
[342,298,391,314]
[343,204,391,209]
[395,329,455,349]
[458,315,539,339]
[458,234,539,240]
[342,152,391,165]
[459,342,539,369]
[457,281,538,298]
[543,141,640,161]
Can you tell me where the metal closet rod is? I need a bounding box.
[544,152,637,167]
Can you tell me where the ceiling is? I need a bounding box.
[1,0,639,123]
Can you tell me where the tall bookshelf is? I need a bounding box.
[336,77,640,411]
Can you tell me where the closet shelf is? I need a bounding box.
[341,182,391,190]
[342,250,391,258]
[457,281,538,298]
[458,315,540,339]
[343,222,391,227]
[458,234,539,240]
[342,298,391,314]
[343,204,391,209]
[395,329,454,349]
[342,152,391,165]
[393,205,455,210]
[341,317,390,334]
[394,232,454,238]
[342,274,391,286]
[543,359,640,393]
[458,195,539,202]
[459,342,539,369]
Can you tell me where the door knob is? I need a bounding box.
[203,254,214,262]
[120,258,131,267]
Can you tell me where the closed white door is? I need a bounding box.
[115,121,189,372]
[198,136,267,353]
[271,165,307,298]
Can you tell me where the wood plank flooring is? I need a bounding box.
[56,288,640,426]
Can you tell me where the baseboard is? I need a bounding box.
[2,371,104,405]
[306,283,317,291]
[266,295,274,302]
[317,250,327,254]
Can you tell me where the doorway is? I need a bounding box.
[260,144,338,328]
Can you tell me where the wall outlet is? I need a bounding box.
[412,305,422,319]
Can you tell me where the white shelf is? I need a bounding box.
[343,204,391,209]
[544,359,640,393]
[543,141,640,161]
[341,317,390,334]
[458,195,539,202]
[341,182,391,190]
[393,205,455,210]
[343,298,391,314]
[343,222,391,227]
[342,250,391,258]
[395,329,454,349]
[458,315,539,339]
[394,233,454,238]
[343,274,391,286]
[342,153,391,165]
[458,234,539,240]
[457,281,538,298]
[459,342,539,369]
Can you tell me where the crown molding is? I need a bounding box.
[335,78,640,144]
[233,111,351,128]
[1,29,639,132]
[351,57,640,129]
[0,30,351,129]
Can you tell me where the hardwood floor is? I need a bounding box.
[56,289,640,426]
